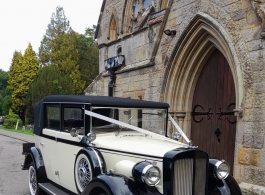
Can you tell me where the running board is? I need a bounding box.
[39,183,69,195]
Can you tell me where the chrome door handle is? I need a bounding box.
[40,143,45,146]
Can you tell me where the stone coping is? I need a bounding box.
[240,182,265,195]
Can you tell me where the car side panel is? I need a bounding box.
[56,132,82,194]
[37,130,60,184]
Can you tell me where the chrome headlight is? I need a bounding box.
[142,165,161,186]
[132,162,161,186]
[87,132,96,143]
[213,160,230,180]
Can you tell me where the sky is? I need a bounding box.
[0,0,103,72]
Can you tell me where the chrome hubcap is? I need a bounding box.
[29,166,37,194]
[78,158,91,190]
[79,167,86,182]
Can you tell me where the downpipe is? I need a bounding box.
[108,68,116,97]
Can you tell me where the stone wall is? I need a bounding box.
[86,0,265,193]
[158,1,265,190]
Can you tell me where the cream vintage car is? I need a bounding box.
[22,95,242,195]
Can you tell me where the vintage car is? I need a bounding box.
[22,95,242,195]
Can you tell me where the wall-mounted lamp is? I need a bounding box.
[164,29,176,36]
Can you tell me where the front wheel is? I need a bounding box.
[28,162,45,195]
[75,153,93,193]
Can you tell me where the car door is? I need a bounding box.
[56,104,86,193]
[39,104,60,184]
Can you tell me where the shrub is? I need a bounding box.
[3,114,22,129]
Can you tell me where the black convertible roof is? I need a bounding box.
[42,95,169,109]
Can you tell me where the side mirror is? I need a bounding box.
[70,128,78,137]
[173,132,182,141]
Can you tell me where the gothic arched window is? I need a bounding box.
[123,0,152,34]
[161,0,168,9]
[109,16,117,41]
[134,1,140,16]
[133,0,151,18]
[143,0,151,9]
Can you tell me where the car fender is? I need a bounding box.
[22,147,48,183]
[208,159,242,195]
[208,175,242,195]
[81,174,140,195]
[77,147,107,176]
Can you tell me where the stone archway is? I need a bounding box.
[162,14,243,175]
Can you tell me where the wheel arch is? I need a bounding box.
[23,147,48,183]
[208,159,242,195]
[77,147,107,176]
[23,153,34,170]
[74,147,107,193]
[208,175,242,195]
[81,174,140,195]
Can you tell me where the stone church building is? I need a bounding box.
[85,0,265,193]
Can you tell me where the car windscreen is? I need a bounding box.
[91,107,167,136]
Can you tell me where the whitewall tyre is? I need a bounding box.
[28,162,45,195]
[75,153,93,193]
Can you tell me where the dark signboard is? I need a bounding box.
[104,55,125,70]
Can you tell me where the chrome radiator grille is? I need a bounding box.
[173,158,207,195]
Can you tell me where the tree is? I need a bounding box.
[7,51,23,94]
[2,95,11,116]
[7,51,23,117]
[29,64,74,103]
[85,25,97,41]
[0,69,8,96]
[50,32,85,94]
[39,6,72,66]
[78,25,99,87]
[7,44,39,123]
[0,69,10,115]
[38,6,85,94]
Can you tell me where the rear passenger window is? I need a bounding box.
[63,107,84,135]
[45,104,60,130]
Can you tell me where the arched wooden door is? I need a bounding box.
[191,49,236,173]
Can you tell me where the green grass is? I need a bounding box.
[0,125,33,135]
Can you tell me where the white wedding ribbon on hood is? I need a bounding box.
[85,110,189,146]
[168,114,192,145]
